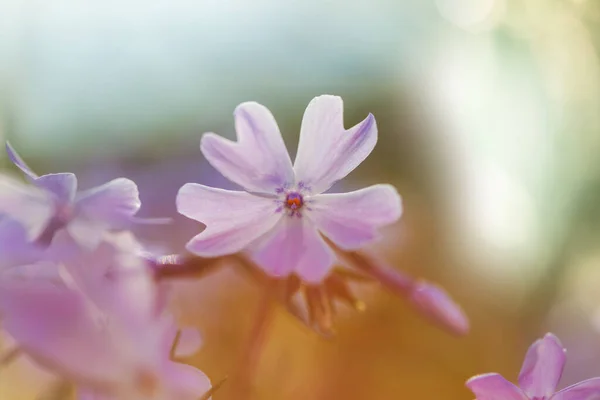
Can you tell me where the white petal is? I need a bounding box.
[251,216,335,283]
[200,102,294,193]
[310,184,402,250]
[293,95,377,194]
[176,183,281,256]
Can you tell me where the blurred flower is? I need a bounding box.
[466,333,600,399]
[0,142,142,252]
[0,234,212,400]
[177,95,402,283]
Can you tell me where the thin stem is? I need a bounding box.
[233,280,277,400]
[325,238,414,296]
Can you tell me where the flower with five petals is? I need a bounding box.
[177,95,402,283]
[0,143,142,251]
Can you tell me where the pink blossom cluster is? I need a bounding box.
[1,95,595,399]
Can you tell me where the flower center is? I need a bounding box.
[285,192,304,210]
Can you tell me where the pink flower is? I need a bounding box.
[0,235,211,400]
[466,333,600,400]
[177,95,402,283]
[0,143,141,250]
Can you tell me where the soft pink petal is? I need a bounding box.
[66,217,106,250]
[0,174,54,240]
[62,232,156,328]
[551,378,600,400]
[310,184,402,250]
[518,333,566,398]
[293,95,377,194]
[162,362,212,400]
[409,281,470,335]
[74,178,141,227]
[0,218,43,269]
[251,216,335,283]
[200,102,294,193]
[0,280,121,386]
[35,173,78,204]
[177,183,281,256]
[466,373,528,400]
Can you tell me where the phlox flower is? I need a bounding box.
[177,95,402,283]
[467,333,600,400]
[0,233,211,400]
[0,143,142,251]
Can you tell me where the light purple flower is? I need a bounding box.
[0,235,211,400]
[466,333,600,400]
[177,95,402,282]
[0,143,141,250]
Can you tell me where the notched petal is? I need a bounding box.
[310,184,402,250]
[177,183,281,257]
[200,101,294,193]
[294,95,378,194]
[250,217,335,283]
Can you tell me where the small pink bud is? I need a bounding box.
[410,281,470,335]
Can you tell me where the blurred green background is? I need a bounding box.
[2,0,600,399]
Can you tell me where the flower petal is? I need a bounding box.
[518,333,566,398]
[0,174,54,240]
[251,216,335,283]
[162,362,212,400]
[75,178,141,228]
[200,102,294,193]
[466,373,528,400]
[173,328,203,358]
[35,173,78,204]
[62,232,156,329]
[6,142,38,180]
[551,378,600,400]
[0,218,43,270]
[309,184,402,250]
[0,280,121,386]
[177,183,281,256]
[293,95,377,194]
[66,218,106,250]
